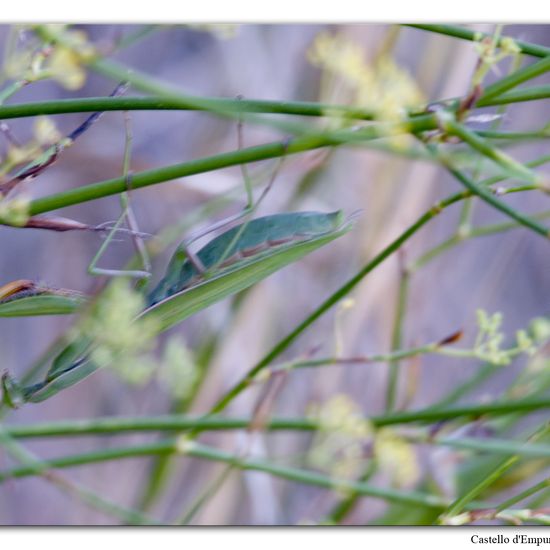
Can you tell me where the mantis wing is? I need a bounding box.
[142,211,353,332]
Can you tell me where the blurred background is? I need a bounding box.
[0,24,548,525]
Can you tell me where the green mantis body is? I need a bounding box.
[147,210,347,307]
[1,210,353,406]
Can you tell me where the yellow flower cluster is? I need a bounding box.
[4,25,93,90]
[307,394,373,481]
[471,33,521,88]
[0,193,30,226]
[374,427,420,488]
[308,394,420,488]
[308,31,424,122]
[78,280,160,386]
[157,336,199,399]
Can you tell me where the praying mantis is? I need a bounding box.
[0,87,356,407]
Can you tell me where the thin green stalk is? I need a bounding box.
[110,25,162,53]
[386,264,410,412]
[0,80,27,104]
[411,434,550,459]
[481,154,550,186]
[324,462,378,524]
[440,422,550,521]
[0,95,380,122]
[429,363,502,410]
[27,114,437,216]
[412,151,550,271]
[412,210,550,272]
[495,478,550,512]
[176,462,236,525]
[478,85,550,107]
[0,423,159,525]
[444,120,539,184]
[423,141,549,240]
[412,234,463,271]
[404,25,550,58]
[0,438,472,511]
[481,56,550,101]
[477,129,550,140]
[445,165,548,240]
[469,210,550,237]
[5,398,550,438]
[272,342,447,373]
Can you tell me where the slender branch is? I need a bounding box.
[409,434,550,459]
[495,478,550,512]
[478,85,550,107]
[27,115,437,216]
[444,120,538,184]
[445,165,549,240]
[0,423,158,525]
[0,438,488,512]
[440,422,550,521]
[422,141,549,240]
[4,398,550,439]
[481,56,550,101]
[0,95,379,122]
[405,24,550,58]
[385,255,410,412]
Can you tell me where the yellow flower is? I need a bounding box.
[308,31,424,123]
[46,47,86,90]
[0,194,30,226]
[79,280,160,386]
[374,428,420,488]
[307,394,373,480]
[157,337,199,399]
[33,116,62,146]
[40,27,95,90]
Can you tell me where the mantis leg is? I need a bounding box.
[178,118,288,275]
[87,112,151,280]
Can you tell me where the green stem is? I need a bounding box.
[0,423,158,525]
[445,165,548,240]
[412,152,550,271]
[411,434,550,459]
[0,95,379,122]
[386,264,410,412]
[477,129,550,140]
[324,462,378,524]
[7,400,549,439]
[429,362,502,410]
[423,141,549,240]
[478,85,550,107]
[413,209,550,271]
[405,24,550,58]
[27,114,437,216]
[495,478,550,512]
[440,422,550,521]
[481,56,550,101]
[0,438,474,511]
[445,120,538,184]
